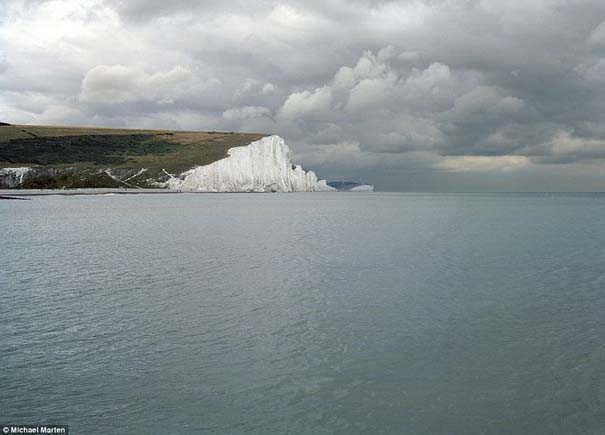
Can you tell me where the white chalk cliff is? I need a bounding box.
[165,135,336,192]
[0,167,30,187]
[349,184,374,192]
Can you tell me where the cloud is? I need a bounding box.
[0,57,9,74]
[80,65,193,104]
[222,105,273,120]
[588,21,605,46]
[446,86,525,123]
[260,83,278,95]
[532,131,605,164]
[346,77,392,111]
[279,86,333,119]
[438,155,531,172]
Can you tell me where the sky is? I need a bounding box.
[2,0,605,191]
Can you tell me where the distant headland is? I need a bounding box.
[0,123,372,192]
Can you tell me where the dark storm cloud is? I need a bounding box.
[3,0,605,190]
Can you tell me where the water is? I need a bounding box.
[1,192,605,434]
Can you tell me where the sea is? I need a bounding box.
[1,192,604,434]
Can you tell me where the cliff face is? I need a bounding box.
[0,166,171,189]
[0,167,30,187]
[165,136,335,192]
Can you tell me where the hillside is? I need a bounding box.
[0,124,266,189]
[0,124,266,170]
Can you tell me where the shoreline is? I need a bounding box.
[0,188,183,197]
[0,189,355,196]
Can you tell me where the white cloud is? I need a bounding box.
[260,83,278,95]
[546,131,605,160]
[279,86,333,119]
[438,155,530,172]
[346,77,392,111]
[447,86,525,122]
[80,65,193,104]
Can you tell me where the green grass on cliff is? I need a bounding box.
[0,124,266,172]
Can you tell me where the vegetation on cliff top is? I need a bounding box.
[0,124,266,172]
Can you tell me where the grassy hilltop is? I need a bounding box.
[0,124,266,170]
[0,124,266,188]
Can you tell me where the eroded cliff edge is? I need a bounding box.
[164,136,334,192]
